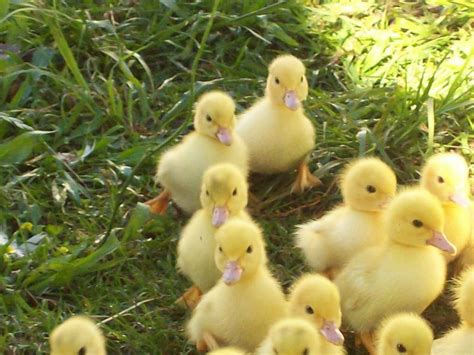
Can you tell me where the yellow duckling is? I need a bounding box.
[146,91,248,214]
[236,54,319,193]
[208,347,246,355]
[376,313,433,355]
[50,316,106,355]
[420,152,472,262]
[187,220,288,352]
[295,157,396,278]
[177,163,251,308]
[256,318,320,355]
[432,267,474,355]
[288,274,345,355]
[334,188,455,355]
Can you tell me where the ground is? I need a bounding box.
[0,0,473,354]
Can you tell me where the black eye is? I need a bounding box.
[302,348,309,355]
[232,188,237,196]
[412,219,423,228]
[438,176,444,183]
[273,348,279,355]
[300,76,304,83]
[78,347,86,355]
[246,245,252,253]
[396,343,407,353]
[206,114,212,122]
[366,185,376,193]
[275,77,280,84]
[218,246,223,252]
[305,305,314,314]
[206,190,209,196]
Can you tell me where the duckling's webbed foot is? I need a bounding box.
[145,190,170,215]
[175,285,202,310]
[360,331,376,355]
[291,162,321,194]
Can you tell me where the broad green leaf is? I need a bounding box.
[123,202,153,243]
[0,130,50,165]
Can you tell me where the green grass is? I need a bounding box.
[0,0,473,353]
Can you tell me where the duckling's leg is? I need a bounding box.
[145,190,170,214]
[175,285,202,310]
[291,161,321,193]
[196,331,219,352]
[360,331,376,355]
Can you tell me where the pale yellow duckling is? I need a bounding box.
[236,54,319,193]
[376,313,433,355]
[420,152,472,262]
[187,220,288,352]
[146,91,248,214]
[256,318,320,355]
[288,274,346,355]
[50,316,106,355]
[208,347,246,355]
[295,157,396,278]
[177,163,251,308]
[432,267,474,355]
[334,188,455,355]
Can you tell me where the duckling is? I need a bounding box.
[420,152,472,262]
[376,313,433,355]
[295,157,396,278]
[50,316,106,355]
[208,347,246,355]
[288,274,345,355]
[236,54,319,193]
[256,318,320,355]
[146,91,248,214]
[177,163,251,308]
[187,220,288,351]
[334,188,455,355]
[432,267,474,355]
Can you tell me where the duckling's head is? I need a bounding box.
[50,316,106,355]
[265,55,308,111]
[376,313,433,355]
[201,164,248,227]
[194,91,236,146]
[340,157,397,212]
[288,274,344,346]
[264,318,320,355]
[215,220,266,285]
[386,188,456,255]
[421,152,470,208]
[453,266,474,327]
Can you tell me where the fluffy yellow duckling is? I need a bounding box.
[334,188,455,355]
[288,274,345,355]
[256,318,320,355]
[208,347,246,355]
[187,220,288,351]
[376,313,433,355]
[177,163,251,308]
[432,267,474,355]
[236,54,319,193]
[295,157,396,278]
[420,152,472,262]
[146,91,248,214]
[50,316,106,355]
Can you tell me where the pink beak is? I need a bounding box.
[426,230,456,255]
[212,206,229,227]
[449,191,469,208]
[284,90,300,110]
[216,127,233,146]
[320,320,344,346]
[222,261,242,285]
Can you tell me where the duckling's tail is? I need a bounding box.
[454,266,474,327]
[294,221,330,273]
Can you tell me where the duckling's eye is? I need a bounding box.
[206,190,209,196]
[232,188,237,196]
[366,185,376,193]
[206,114,212,122]
[273,348,279,355]
[246,245,253,253]
[275,77,280,85]
[218,246,223,253]
[412,219,423,228]
[305,305,314,314]
[78,347,86,355]
[302,348,309,355]
[300,76,304,83]
[438,176,444,183]
[396,343,407,353]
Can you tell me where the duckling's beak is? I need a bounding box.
[378,197,392,209]
[449,190,469,208]
[284,90,300,111]
[222,261,242,285]
[320,320,344,345]
[216,127,233,146]
[427,231,456,255]
[212,206,229,227]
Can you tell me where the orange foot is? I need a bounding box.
[145,190,170,215]
[196,331,219,352]
[175,286,202,310]
[360,331,376,355]
[291,162,322,194]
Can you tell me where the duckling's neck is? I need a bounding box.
[235,266,266,286]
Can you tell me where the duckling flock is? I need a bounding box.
[50,55,473,355]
